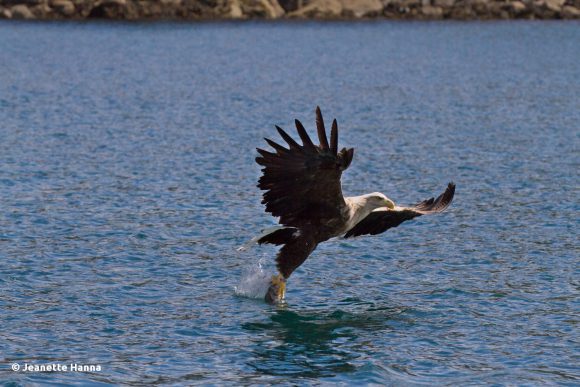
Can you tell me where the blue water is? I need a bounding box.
[0,21,579,385]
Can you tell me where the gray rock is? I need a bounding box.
[239,0,284,18]
[228,0,243,16]
[343,0,383,17]
[544,0,565,11]
[0,7,11,18]
[290,0,383,18]
[288,0,342,17]
[260,0,285,18]
[433,0,454,8]
[510,0,527,12]
[421,4,443,16]
[10,4,34,18]
[561,4,580,16]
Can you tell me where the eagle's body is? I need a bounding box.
[254,107,455,303]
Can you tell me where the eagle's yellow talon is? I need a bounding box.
[276,277,286,299]
[265,274,286,304]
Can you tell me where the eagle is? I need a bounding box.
[254,107,455,303]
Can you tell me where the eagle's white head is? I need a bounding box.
[344,192,396,232]
[365,192,395,210]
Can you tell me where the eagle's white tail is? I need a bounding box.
[236,226,292,251]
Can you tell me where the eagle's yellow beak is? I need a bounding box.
[384,198,395,209]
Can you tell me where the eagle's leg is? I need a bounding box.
[265,274,286,304]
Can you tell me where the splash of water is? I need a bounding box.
[234,258,272,299]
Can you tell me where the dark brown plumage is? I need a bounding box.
[256,107,353,229]
[254,107,455,303]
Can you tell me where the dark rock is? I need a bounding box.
[278,0,301,11]
[87,0,132,19]
[433,0,454,7]
[3,0,43,5]
[51,0,76,15]
[448,2,477,18]
[32,2,53,17]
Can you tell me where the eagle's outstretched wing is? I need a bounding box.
[344,183,455,238]
[256,107,354,228]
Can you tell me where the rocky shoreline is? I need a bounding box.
[0,0,579,20]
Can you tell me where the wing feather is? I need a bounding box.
[295,119,316,151]
[276,125,302,150]
[257,108,354,228]
[330,119,338,155]
[316,106,330,151]
[344,183,455,238]
[264,138,288,153]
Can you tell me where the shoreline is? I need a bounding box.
[1,0,579,21]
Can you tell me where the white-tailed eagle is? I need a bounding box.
[254,107,455,303]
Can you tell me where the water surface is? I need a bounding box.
[0,21,579,385]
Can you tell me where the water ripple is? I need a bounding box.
[0,20,579,385]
